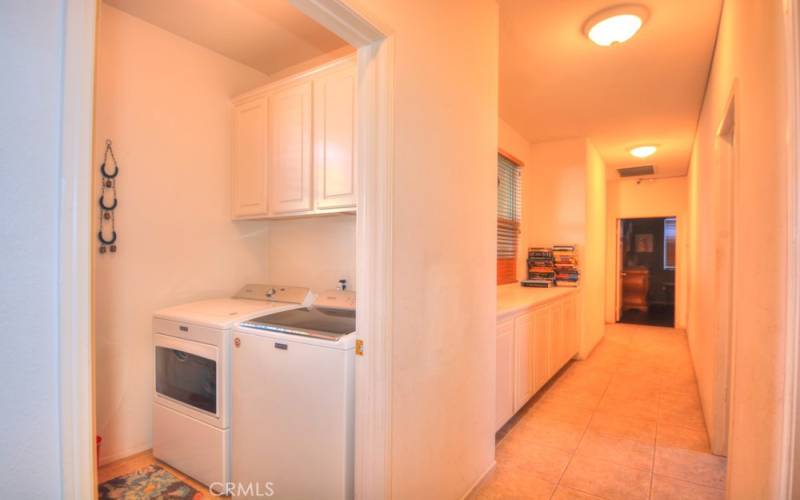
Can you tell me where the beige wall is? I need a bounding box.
[584,143,607,356]
[93,5,272,463]
[687,0,790,496]
[526,139,588,247]
[265,215,356,291]
[523,138,605,357]
[499,119,532,281]
[0,0,67,496]
[342,1,499,498]
[605,177,688,328]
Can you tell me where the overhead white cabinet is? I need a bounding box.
[496,290,580,432]
[230,56,357,220]
[269,82,313,215]
[314,61,357,210]
[231,98,268,218]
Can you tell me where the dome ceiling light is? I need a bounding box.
[584,5,649,47]
[629,145,658,158]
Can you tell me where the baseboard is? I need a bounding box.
[460,459,496,500]
[98,444,151,467]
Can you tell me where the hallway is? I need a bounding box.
[474,324,726,500]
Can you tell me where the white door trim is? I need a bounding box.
[59,0,97,498]
[615,219,623,322]
[60,0,394,499]
[781,0,800,497]
[289,4,394,498]
[712,84,738,459]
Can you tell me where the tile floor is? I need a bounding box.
[473,324,727,500]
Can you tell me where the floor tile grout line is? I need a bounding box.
[652,470,728,491]
[648,374,663,500]
[548,349,623,500]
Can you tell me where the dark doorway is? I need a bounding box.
[617,217,676,327]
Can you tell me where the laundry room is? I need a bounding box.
[92,0,358,496]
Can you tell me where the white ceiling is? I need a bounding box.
[500,0,723,178]
[104,0,349,77]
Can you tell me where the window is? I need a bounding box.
[663,217,676,270]
[497,154,522,285]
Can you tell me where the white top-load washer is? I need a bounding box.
[152,284,311,489]
[231,290,356,500]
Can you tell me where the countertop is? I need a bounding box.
[497,283,578,318]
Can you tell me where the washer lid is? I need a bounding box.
[154,298,299,330]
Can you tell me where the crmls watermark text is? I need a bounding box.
[210,481,275,497]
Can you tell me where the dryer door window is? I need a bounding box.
[156,346,217,415]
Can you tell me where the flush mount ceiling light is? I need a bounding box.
[584,5,649,46]
[629,145,658,158]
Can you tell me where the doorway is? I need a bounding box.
[58,0,393,498]
[616,216,677,328]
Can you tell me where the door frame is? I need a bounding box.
[781,0,800,496]
[58,1,395,498]
[615,219,623,322]
[614,216,678,325]
[712,85,738,458]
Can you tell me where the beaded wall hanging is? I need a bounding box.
[98,139,119,254]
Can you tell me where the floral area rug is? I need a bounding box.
[98,464,203,499]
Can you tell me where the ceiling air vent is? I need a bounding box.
[617,165,655,177]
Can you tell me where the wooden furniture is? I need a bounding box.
[496,290,580,431]
[622,267,649,312]
[231,56,357,219]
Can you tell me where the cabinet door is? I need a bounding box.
[532,306,551,391]
[563,295,579,361]
[268,82,313,215]
[496,318,515,431]
[513,312,535,411]
[232,98,268,218]
[549,302,565,375]
[314,63,357,210]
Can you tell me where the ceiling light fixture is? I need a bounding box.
[629,145,658,158]
[584,5,649,47]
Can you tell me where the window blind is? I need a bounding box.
[497,154,521,285]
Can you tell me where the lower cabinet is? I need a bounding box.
[495,318,515,430]
[548,302,565,375]
[513,312,534,411]
[496,291,580,431]
[532,307,551,393]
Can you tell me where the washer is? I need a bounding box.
[231,290,356,500]
[152,284,311,488]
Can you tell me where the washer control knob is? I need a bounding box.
[265,288,277,298]
[234,338,241,348]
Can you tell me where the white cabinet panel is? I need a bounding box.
[549,303,565,376]
[231,98,268,218]
[496,318,515,431]
[314,63,357,210]
[268,82,313,215]
[496,291,580,430]
[513,312,535,412]
[532,306,551,391]
[231,57,357,219]
[563,295,579,363]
